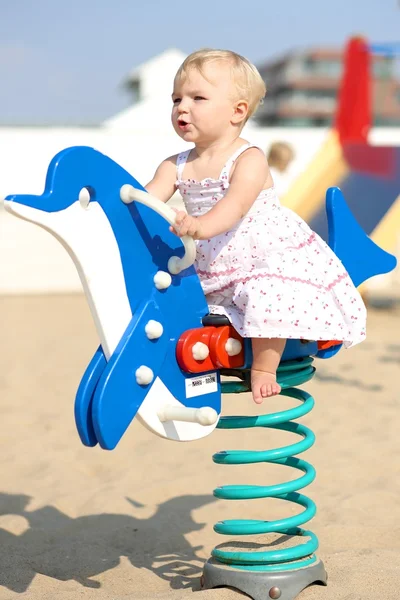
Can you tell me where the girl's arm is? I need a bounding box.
[173,149,270,239]
[145,156,177,203]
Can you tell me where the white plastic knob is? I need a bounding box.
[79,187,91,209]
[145,320,163,339]
[135,366,154,385]
[154,271,172,290]
[192,341,210,360]
[225,337,242,357]
[196,407,218,426]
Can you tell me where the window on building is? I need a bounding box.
[312,116,332,126]
[373,116,400,126]
[302,58,342,77]
[283,117,314,126]
[276,88,337,108]
[372,58,395,79]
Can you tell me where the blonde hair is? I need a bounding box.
[175,49,266,120]
[267,141,295,171]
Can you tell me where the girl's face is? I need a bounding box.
[171,63,245,144]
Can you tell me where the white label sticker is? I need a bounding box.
[185,373,218,398]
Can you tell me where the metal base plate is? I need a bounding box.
[201,558,328,600]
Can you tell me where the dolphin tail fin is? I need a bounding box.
[326,187,397,288]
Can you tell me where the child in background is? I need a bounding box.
[267,141,295,198]
[146,49,366,404]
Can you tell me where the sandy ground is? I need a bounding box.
[0,294,399,600]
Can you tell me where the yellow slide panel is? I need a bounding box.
[282,130,349,222]
[370,194,400,254]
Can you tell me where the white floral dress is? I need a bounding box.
[175,144,366,347]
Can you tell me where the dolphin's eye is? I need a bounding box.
[79,187,91,209]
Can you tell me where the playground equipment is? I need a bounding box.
[4,146,396,600]
[283,37,400,258]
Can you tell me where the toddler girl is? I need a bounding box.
[145,49,366,404]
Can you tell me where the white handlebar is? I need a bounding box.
[120,184,197,275]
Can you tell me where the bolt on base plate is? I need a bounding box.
[201,558,327,600]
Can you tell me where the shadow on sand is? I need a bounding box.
[0,492,217,593]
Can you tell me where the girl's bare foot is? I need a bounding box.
[251,368,281,403]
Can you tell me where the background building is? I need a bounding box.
[256,47,400,127]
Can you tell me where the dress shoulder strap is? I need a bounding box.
[176,149,192,181]
[219,143,263,183]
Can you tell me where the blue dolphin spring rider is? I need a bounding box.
[5,146,397,600]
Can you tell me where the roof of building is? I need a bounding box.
[124,48,186,84]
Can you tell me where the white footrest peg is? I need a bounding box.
[157,405,218,426]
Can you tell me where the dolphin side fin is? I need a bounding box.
[74,346,107,447]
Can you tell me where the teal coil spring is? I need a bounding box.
[214,356,318,572]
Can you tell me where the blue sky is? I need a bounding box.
[1,0,399,125]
